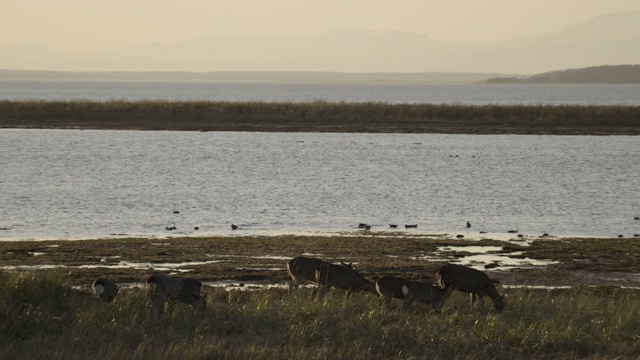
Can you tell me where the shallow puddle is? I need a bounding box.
[436,246,558,270]
[2,259,226,272]
[77,260,225,272]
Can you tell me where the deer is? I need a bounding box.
[375,276,453,312]
[146,273,207,317]
[92,277,119,302]
[286,256,355,295]
[313,260,377,301]
[286,256,324,293]
[436,263,505,312]
[401,280,454,313]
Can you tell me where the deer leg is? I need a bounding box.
[288,278,301,294]
[310,284,320,300]
[385,296,393,308]
[402,297,415,312]
[317,284,331,302]
[152,294,168,318]
[196,293,207,311]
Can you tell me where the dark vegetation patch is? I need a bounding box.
[2,100,639,134]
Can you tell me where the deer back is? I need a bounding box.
[375,276,410,300]
[317,261,376,294]
[92,277,119,302]
[287,256,324,284]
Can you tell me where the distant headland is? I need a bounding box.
[483,65,640,84]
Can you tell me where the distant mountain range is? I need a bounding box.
[1,9,639,74]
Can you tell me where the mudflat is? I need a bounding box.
[1,234,638,288]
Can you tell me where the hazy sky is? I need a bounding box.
[1,0,639,52]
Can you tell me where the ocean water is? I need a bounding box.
[2,80,640,105]
[1,129,638,241]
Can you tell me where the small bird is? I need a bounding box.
[194,226,199,230]
[405,224,418,228]
[231,224,238,230]
[173,210,180,214]
[365,225,371,230]
[358,223,367,228]
[466,221,471,228]
[389,224,398,228]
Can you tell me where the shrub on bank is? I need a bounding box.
[1,100,639,133]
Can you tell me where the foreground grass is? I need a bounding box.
[1,100,639,134]
[1,271,638,359]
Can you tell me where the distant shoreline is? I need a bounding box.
[0,69,501,83]
[1,100,639,135]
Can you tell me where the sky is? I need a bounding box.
[1,0,639,53]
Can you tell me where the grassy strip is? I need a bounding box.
[1,100,639,134]
[1,271,638,359]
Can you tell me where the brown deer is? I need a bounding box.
[436,263,505,312]
[375,276,453,312]
[286,256,324,293]
[401,280,454,313]
[146,273,207,317]
[92,277,119,302]
[313,260,377,301]
[375,276,411,308]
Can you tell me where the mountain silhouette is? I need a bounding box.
[1,9,638,73]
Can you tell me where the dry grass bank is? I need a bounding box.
[1,270,638,359]
[2,235,640,358]
[1,100,639,134]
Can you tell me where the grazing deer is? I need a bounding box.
[92,277,119,302]
[375,276,411,308]
[401,280,454,313]
[286,256,324,293]
[436,263,505,312]
[313,260,377,301]
[146,273,207,317]
[376,276,453,312]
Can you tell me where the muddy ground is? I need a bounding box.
[0,233,640,287]
[1,234,639,289]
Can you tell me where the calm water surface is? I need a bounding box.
[1,130,638,240]
[2,80,640,105]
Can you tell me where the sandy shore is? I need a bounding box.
[1,234,638,289]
